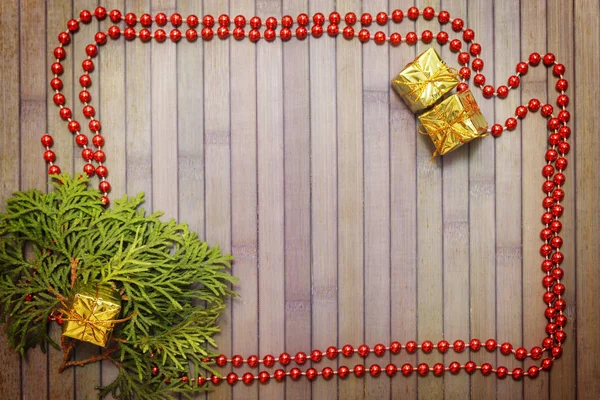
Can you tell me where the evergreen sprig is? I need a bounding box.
[0,174,236,399]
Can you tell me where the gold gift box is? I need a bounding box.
[62,283,121,347]
[418,89,489,157]
[391,47,460,113]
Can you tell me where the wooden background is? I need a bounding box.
[0,0,598,399]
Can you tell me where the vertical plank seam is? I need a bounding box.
[387,1,392,399]
[333,2,341,398]
[253,3,260,400]
[18,0,24,395]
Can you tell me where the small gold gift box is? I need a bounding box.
[62,283,121,347]
[418,89,489,157]
[391,47,461,113]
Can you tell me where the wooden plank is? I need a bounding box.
[493,1,523,399]
[388,2,418,398]
[0,0,22,398]
[441,1,471,398]
[467,0,497,399]
[46,0,76,398]
[362,1,391,400]
[228,1,258,400]
[336,1,364,399]
[414,1,443,399]
[282,1,312,400]
[126,0,153,204]
[151,0,178,221]
[307,1,338,400]
[575,0,600,399]
[202,0,232,399]
[255,1,285,399]
[547,1,576,399]
[520,0,550,398]
[20,0,50,398]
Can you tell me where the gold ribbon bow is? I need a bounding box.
[402,63,460,104]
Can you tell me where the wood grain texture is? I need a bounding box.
[0,1,598,399]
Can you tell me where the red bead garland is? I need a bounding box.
[44,6,570,387]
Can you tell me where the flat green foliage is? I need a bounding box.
[0,174,236,399]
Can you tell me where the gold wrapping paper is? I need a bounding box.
[62,283,121,347]
[391,47,460,113]
[418,89,489,157]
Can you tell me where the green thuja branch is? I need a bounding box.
[0,174,236,399]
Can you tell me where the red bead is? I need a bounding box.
[51,78,63,91]
[215,354,227,367]
[343,26,354,40]
[546,149,558,162]
[327,24,339,37]
[463,29,475,41]
[294,351,307,365]
[316,367,331,380]
[540,228,553,240]
[540,243,553,256]
[421,340,433,353]
[401,363,413,376]
[151,365,159,375]
[480,363,493,376]
[507,76,520,89]
[155,13,167,26]
[54,47,66,60]
[226,372,238,385]
[496,366,508,379]
[154,29,168,42]
[369,364,381,377]
[124,27,136,40]
[437,32,449,45]
[357,344,370,357]
[81,148,94,161]
[485,339,497,352]
[558,110,570,123]
[551,220,563,233]
[124,13,137,26]
[500,342,513,355]
[417,363,429,376]
[139,14,152,27]
[232,27,245,40]
[59,108,71,121]
[329,12,341,24]
[210,375,222,385]
[481,85,494,98]
[313,13,325,26]
[389,32,401,46]
[95,32,107,45]
[406,32,418,45]
[376,12,388,25]
[139,29,151,42]
[465,361,477,374]
[296,26,308,40]
[43,150,56,163]
[279,352,291,365]
[449,39,462,52]
[360,13,372,26]
[473,74,486,86]
[529,52,542,65]
[80,10,92,23]
[231,355,243,367]
[546,323,559,335]
[543,53,556,66]
[94,7,107,20]
[75,134,87,146]
[169,29,182,42]
[260,354,274,367]
[542,358,553,371]
[109,9,121,23]
[338,366,350,378]
[407,7,420,20]
[555,330,567,343]
[344,12,357,25]
[496,85,509,98]
[264,29,276,41]
[453,340,466,353]
[470,338,481,351]
[449,361,461,374]
[406,341,417,353]
[79,74,92,87]
[53,92,65,105]
[545,307,558,319]
[543,197,555,209]
[543,291,556,304]
[246,355,258,368]
[385,363,398,377]
[516,105,528,118]
[234,15,246,28]
[556,79,568,92]
[472,58,484,71]
[373,343,386,357]
[99,181,111,193]
[41,134,54,147]
[530,346,543,359]
[437,340,450,353]
[89,120,101,132]
[201,28,213,41]
[374,31,386,45]
[310,349,322,362]
[458,52,470,64]
[358,29,370,43]
[92,135,104,147]
[528,365,540,378]
[258,371,270,384]
[470,43,482,55]
[217,14,229,27]
[553,63,565,76]
[421,30,433,43]
[297,13,309,27]
[274,369,285,381]
[241,373,254,385]
[96,165,108,178]
[83,105,95,118]
[438,10,450,23]
[432,363,445,377]
[306,367,318,381]
[93,150,106,163]
[67,19,79,32]
[422,7,435,20]
[390,341,401,354]
[202,15,215,28]
[216,27,228,40]
[515,347,527,360]
[516,62,529,75]
[248,29,260,42]
[353,364,365,377]
[83,163,94,176]
[81,58,94,72]
[452,18,464,31]
[391,10,404,23]
[512,368,524,381]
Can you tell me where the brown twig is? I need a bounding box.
[58,339,121,373]
[58,336,76,373]
[69,258,79,289]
